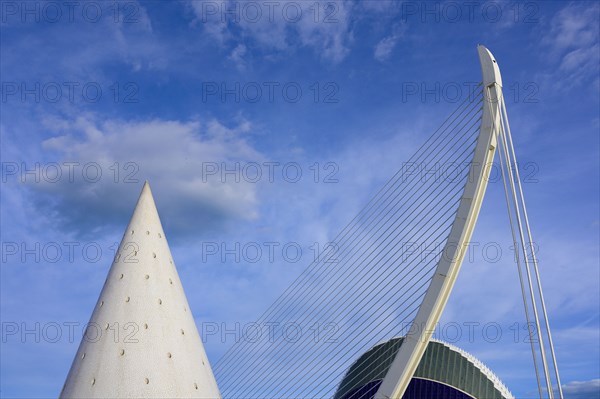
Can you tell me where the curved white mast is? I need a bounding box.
[375,45,563,399]
[374,45,502,399]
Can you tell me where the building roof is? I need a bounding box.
[334,336,514,399]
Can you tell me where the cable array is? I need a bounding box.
[215,86,485,399]
[491,85,564,399]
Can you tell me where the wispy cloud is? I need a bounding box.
[539,2,600,90]
[542,2,599,54]
[228,43,248,71]
[1,1,167,82]
[188,0,354,64]
[374,24,406,62]
[560,379,600,399]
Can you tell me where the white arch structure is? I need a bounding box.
[375,46,562,399]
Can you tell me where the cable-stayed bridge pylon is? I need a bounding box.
[214,46,563,399]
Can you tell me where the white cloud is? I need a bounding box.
[1,1,168,84]
[561,379,600,399]
[543,3,599,54]
[374,25,406,62]
[189,0,354,64]
[187,0,234,46]
[30,115,265,238]
[560,43,600,77]
[293,1,353,63]
[359,0,396,13]
[539,2,600,89]
[228,44,248,71]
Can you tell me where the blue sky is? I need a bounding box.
[1,1,598,398]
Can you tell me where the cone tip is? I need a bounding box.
[134,180,155,210]
[141,180,152,195]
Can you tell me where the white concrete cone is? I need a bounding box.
[60,182,221,398]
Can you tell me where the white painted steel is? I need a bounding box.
[374,45,502,399]
[496,91,563,399]
[60,182,221,398]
